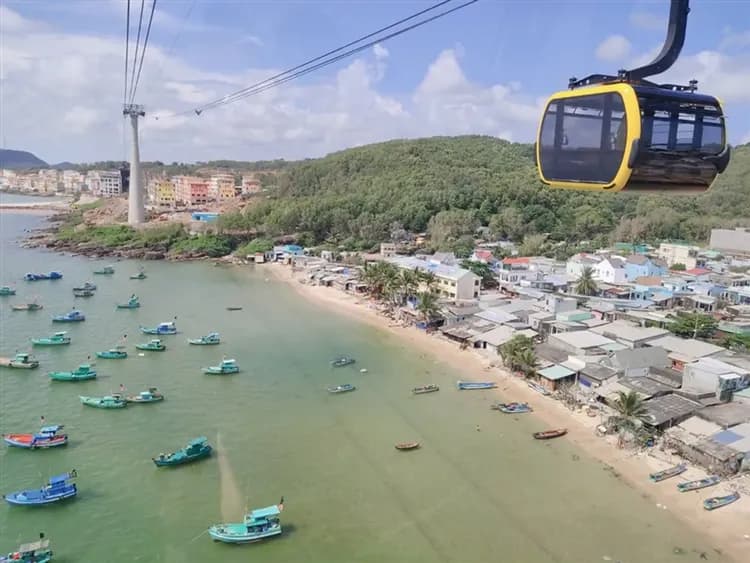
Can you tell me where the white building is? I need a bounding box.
[593,256,627,284]
[566,253,601,280]
[387,256,480,300]
[710,228,750,257]
[37,169,60,193]
[87,170,122,197]
[61,170,84,193]
[657,242,701,269]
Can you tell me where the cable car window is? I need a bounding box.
[701,116,724,153]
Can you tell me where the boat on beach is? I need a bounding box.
[140,321,177,335]
[49,364,97,381]
[117,295,140,309]
[533,428,567,440]
[79,395,126,409]
[703,491,740,510]
[135,339,166,351]
[331,356,355,367]
[412,384,439,394]
[4,470,77,506]
[527,381,550,395]
[24,272,62,281]
[328,384,356,394]
[492,402,533,414]
[188,332,221,345]
[93,265,115,275]
[395,442,420,451]
[152,437,212,467]
[0,535,53,563]
[96,348,127,359]
[52,310,85,323]
[202,358,239,374]
[125,388,164,403]
[72,282,96,292]
[3,425,67,449]
[456,381,497,390]
[208,499,284,543]
[0,286,16,296]
[31,332,71,346]
[677,475,721,492]
[2,352,40,369]
[649,463,687,482]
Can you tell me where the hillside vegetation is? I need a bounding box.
[218,136,750,252]
[0,149,48,169]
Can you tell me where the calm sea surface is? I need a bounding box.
[0,203,727,562]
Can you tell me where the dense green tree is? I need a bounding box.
[611,390,648,431]
[671,263,686,271]
[416,291,440,322]
[499,334,536,375]
[575,266,598,296]
[427,209,478,250]
[519,233,546,256]
[668,312,718,339]
[460,259,498,289]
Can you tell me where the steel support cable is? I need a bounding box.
[128,0,146,104]
[124,0,131,106]
[130,0,158,104]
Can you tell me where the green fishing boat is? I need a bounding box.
[0,286,16,296]
[93,265,115,275]
[116,295,140,309]
[125,387,164,403]
[135,339,166,351]
[31,332,71,346]
[3,352,39,369]
[79,395,126,409]
[96,349,128,359]
[152,437,212,467]
[188,332,220,345]
[49,364,97,381]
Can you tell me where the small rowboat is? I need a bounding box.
[226,306,243,311]
[135,339,166,351]
[395,442,420,451]
[677,475,720,492]
[412,384,439,395]
[125,388,164,403]
[331,356,355,367]
[4,470,77,506]
[649,463,687,482]
[3,425,67,449]
[153,437,212,467]
[492,402,533,414]
[533,428,567,440]
[96,349,127,359]
[703,491,740,510]
[456,381,497,390]
[328,384,356,394]
[0,535,53,563]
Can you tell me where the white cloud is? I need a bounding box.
[595,35,632,62]
[373,43,389,60]
[63,106,102,134]
[629,11,667,31]
[719,29,750,51]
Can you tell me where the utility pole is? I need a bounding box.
[123,103,145,225]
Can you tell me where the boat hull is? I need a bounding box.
[188,339,220,345]
[52,317,85,323]
[412,385,439,394]
[493,402,533,414]
[677,476,720,492]
[7,361,39,369]
[533,429,567,440]
[649,464,687,482]
[208,524,281,543]
[4,488,77,506]
[153,447,212,467]
[703,492,740,510]
[96,351,127,359]
[135,345,166,351]
[116,303,140,309]
[141,328,176,335]
[3,434,68,449]
[456,381,497,390]
[79,396,126,409]
[125,396,164,404]
[49,372,96,381]
[31,339,70,346]
[202,367,239,374]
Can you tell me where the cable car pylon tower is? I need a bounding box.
[123,103,145,225]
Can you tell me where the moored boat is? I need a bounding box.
[395,442,420,451]
[140,321,177,335]
[116,295,140,309]
[331,356,355,367]
[135,339,166,351]
[72,282,96,292]
[3,425,67,449]
[79,395,126,409]
[0,534,53,563]
[130,271,147,280]
[188,332,221,345]
[73,289,94,298]
[533,428,567,440]
[226,306,243,311]
[11,302,43,311]
[649,463,687,482]
[0,286,16,296]
[153,437,212,467]
[31,332,71,346]
[328,383,356,394]
[125,388,164,403]
[677,475,721,492]
[2,352,40,369]
[208,499,284,543]
[24,272,62,281]
[456,381,497,390]
[49,364,97,382]
[703,491,740,510]
[93,265,115,275]
[202,358,239,374]
[492,402,533,414]
[96,349,127,359]
[412,384,439,395]
[52,310,85,323]
[4,470,77,506]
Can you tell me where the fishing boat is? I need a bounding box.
[649,463,687,482]
[0,535,53,563]
[96,348,127,359]
[3,425,67,449]
[12,302,43,311]
[527,381,551,395]
[140,321,177,335]
[24,272,62,281]
[4,471,77,506]
[395,442,421,451]
[125,388,164,403]
[72,282,96,292]
[31,332,71,346]
[73,289,94,298]
[208,499,284,543]
[135,339,166,351]
[49,364,97,382]
[130,271,147,280]
[328,384,356,394]
[456,381,497,390]
[492,402,533,414]
[677,475,721,492]
[79,395,126,409]
[226,306,243,311]
[51,310,85,323]
[412,384,439,395]
[188,332,220,345]
[0,286,16,296]
[93,265,115,275]
[202,358,239,375]
[152,437,212,467]
[331,356,355,367]
[703,491,740,511]
[533,428,568,440]
[116,295,140,309]
[3,352,40,369]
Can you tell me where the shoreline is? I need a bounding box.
[266,262,749,563]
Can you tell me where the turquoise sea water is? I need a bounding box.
[0,208,728,562]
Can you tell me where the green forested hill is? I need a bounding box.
[219,136,750,251]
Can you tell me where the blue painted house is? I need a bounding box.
[624,255,668,281]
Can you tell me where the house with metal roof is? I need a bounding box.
[641,394,702,431]
[536,364,576,392]
[590,320,669,349]
[602,347,671,377]
[547,330,617,356]
[681,357,750,397]
[623,254,668,281]
[387,256,480,301]
[645,335,724,371]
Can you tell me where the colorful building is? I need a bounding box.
[154,180,176,207]
[174,176,209,206]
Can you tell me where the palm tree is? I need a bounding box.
[575,266,598,296]
[398,269,421,304]
[419,271,438,294]
[611,390,648,430]
[499,334,534,373]
[515,347,538,377]
[416,290,440,322]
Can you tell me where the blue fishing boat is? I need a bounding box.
[456,381,497,390]
[331,356,355,367]
[24,272,62,281]
[649,463,687,482]
[703,491,740,510]
[327,384,356,394]
[0,286,16,296]
[677,475,721,492]
[208,499,284,543]
[0,534,52,563]
[3,425,67,449]
[52,310,85,323]
[4,471,77,506]
[152,437,212,467]
[492,402,533,413]
[140,321,177,335]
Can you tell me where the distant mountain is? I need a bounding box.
[0,149,48,170]
[50,161,77,170]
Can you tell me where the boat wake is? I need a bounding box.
[216,432,243,521]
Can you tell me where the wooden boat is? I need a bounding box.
[73,289,94,298]
[0,286,16,296]
[456,381,497,390]
[226,306,243,311]
[188,332,221,345]
[412,384,439,394]
[677,475,721,492]
[3,352,40,369]
[96,349,127,359]
[208,500,284,543]
[4,471,77,506]
[527,381,550,395]
[0,535,53,563]
[533,428,568,440]
[11,302,43,311]
[130,271,147,280]
[72,282,96,291]
[331,356,355,367]
[116,296,140,309]
[52,310,85,322]
[649,463,687,482]
[703,491,740,510]
[202,358,239,374]
[24,271,62,281]
[49,364,97,381]
[125,388,164,403]
[79,395,126,409]
[31,332,71,346]
[395,442,421,451]
[492,402,533,414]
[328,384,356,394]
[140,321,177,335]
[135,339,166,351]
[152,437,212,467]
[93,265,115,275]
[3,425,67,449]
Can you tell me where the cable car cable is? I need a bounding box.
[130,0,157,104]
[123,0,131,107]
[128,0,146,105]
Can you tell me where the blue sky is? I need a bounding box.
[1,0,748,162]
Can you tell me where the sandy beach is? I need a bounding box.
[267,263,750,562]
